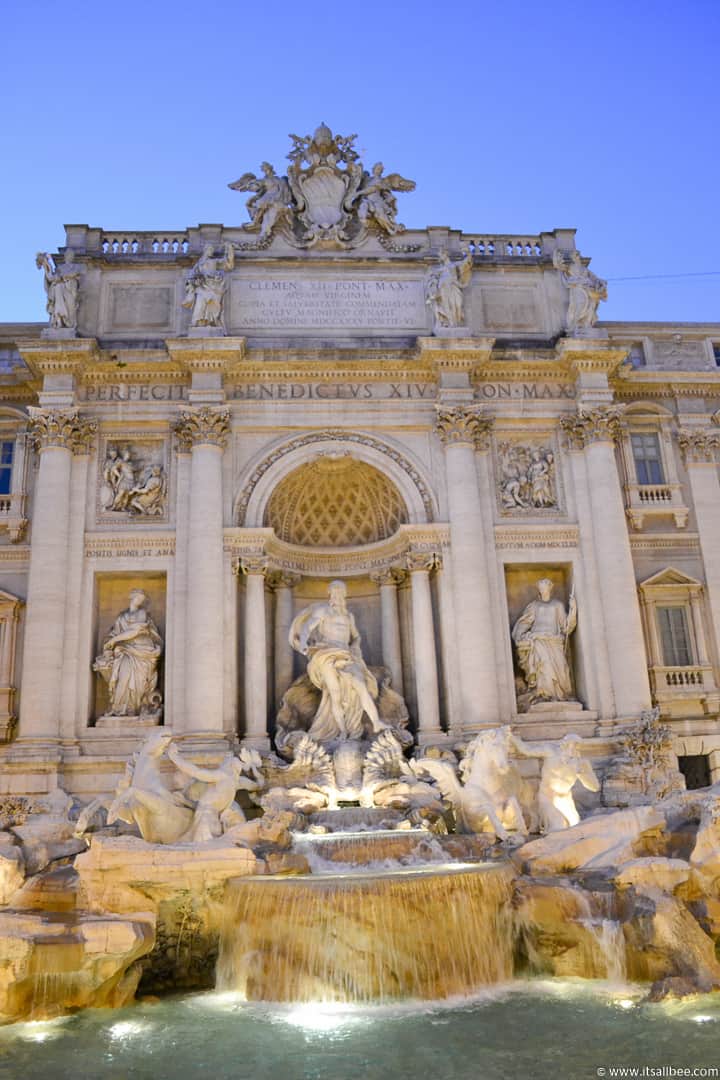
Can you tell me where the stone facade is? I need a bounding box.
[1,124,720,798]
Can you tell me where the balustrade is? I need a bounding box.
[100,233,190,256]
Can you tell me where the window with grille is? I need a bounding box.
[657,606,693,666]
[0,442,13,496]
[630,432,665,485]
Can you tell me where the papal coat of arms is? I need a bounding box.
[228,123,416,249]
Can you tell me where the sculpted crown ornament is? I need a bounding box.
[27,407,97,454]
[559,405,625,449]
[435,405,493,449]
[228,123,416,250]
[173,407,230,450]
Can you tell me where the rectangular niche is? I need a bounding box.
[91,572,167,726]
[504,563,588,712]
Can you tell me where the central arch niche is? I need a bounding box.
[265,454,408,547]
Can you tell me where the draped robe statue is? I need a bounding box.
[288,580,389,742]
[93,589,163,717]
[512,578,576,705]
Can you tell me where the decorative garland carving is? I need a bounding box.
[27,407,97,454]
[173,407,230,450]
[677,429,720,465]
[235,430,435,525]
[559,405,625,449]
[435,405,492,449]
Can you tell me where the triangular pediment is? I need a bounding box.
[639,566,702,591]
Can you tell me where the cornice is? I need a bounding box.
[416,336,495,374]
[165,336,247,376]
[554,337,629,376]
[15,338,100,380]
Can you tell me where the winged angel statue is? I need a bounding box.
[228,123,415,248]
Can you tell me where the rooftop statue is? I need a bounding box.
[182,242,234,329]
[35,250,81,331]
[229,123,415,249]
[553,248,608,333]
[425,249,473,330]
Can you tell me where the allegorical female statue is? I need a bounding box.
[182,242,235,328]
[288,580,389,742]
[93,589,163,718]
[35,251,81,330]
[512,578,577,705]
[425,249,473,329]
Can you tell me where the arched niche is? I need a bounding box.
[235,430,437,528]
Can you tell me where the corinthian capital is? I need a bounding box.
[27,407,97,454]
[677,428,720,465]
[174,406,230,450]
[559,405,624,449]
[435,405,492,449]
[405,548,441,573]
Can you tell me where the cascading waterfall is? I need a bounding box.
[216,862,515,1004]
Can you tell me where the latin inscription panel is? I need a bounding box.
[229,277,428,331]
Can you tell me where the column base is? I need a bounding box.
[415,728,448,747]
[241,734,271,752]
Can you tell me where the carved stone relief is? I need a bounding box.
[495,439,560,515]
[97,436,168,524]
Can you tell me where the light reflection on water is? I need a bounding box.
[1,980,720,1080]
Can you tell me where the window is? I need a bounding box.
[714,345,720,368]
[631,432,665,485]
[657,606,693,666]
[628,342,646,368]
[0,442,13,496]
[678,754,710,790]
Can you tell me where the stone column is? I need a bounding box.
[19,409,96,744]
[240,556,269,748]
[370,568,405,695]
[174,407,229,736]
[405,551,441,739]
[561,406,651,717]
[269,571,299,712]
[435,406,499,728]
[678,429,720,664]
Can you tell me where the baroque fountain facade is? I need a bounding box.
[1,125,720,1024]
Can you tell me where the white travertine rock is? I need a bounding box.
[517,806,665,874]
[0,844,24,906]
[613,857,691,896]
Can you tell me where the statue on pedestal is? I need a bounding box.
[512,578,577,708]
[288,580,389,742]
[93,590,163,719]
[553,249,607,333]
[182,242,234,329]
[35,251,80,330]
[425,250,473,330]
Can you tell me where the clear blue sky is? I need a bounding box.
[2,0,719,325]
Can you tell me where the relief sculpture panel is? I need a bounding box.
[495,439,560,515]
[97,436,168,524]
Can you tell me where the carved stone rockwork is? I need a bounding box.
[677,429,720,465]
[552,249,607,333]
[603,707,686,807]
[435,406,492,449]
[228,123,416,250]
[497,441,558,512]
[98,441,167,520]
[559,405,625,449]
[26,408,97,454]
[174,407,230,449]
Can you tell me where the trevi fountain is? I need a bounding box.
[1,126,720,1077]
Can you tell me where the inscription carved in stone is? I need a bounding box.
[230,277,426,330]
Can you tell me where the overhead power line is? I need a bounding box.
[607,271,720,283]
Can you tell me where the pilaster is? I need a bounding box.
[238,556,270,749]
[678,428,720,666]
[405,549,441,740]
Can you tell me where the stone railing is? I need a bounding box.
[0,493,27,543]
[463,235,543,258]
[625,482,688,530]
[99,232,190,256]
